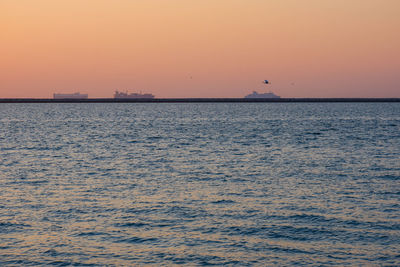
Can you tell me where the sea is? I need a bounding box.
[0,102,399,266]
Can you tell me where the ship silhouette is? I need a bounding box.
[53,92,88,99]
[244,91,280,99]
[114,90,155,99]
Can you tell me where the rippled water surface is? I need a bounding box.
[1,103,399,266]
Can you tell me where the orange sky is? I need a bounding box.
[1,0,399,98]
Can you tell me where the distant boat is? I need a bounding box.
[114,90,155,99]
[53,92,88,99]
[244,91,280,99]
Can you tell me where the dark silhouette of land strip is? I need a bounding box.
[0,98,399,103]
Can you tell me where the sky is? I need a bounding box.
[1,0,399,98]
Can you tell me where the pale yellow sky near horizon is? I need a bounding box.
[1,0,399,98]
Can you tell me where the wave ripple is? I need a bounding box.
[0,103,399,265]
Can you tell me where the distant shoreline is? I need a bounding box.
[0,98,399,103]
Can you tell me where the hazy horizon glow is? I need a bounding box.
[1,0,399,98]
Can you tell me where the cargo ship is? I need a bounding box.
[53,92,88,99]
[114,90,155,99]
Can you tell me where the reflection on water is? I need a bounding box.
[0,103,399,265]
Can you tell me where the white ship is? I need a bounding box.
[114,90,155,99]
[53,92,88,99]
[244,80,280,99]
[244,91,280,99]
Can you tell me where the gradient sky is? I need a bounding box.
[1,0,399,98]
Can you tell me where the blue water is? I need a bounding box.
[1,103,399,266]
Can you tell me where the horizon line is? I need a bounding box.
[1,98,399,103]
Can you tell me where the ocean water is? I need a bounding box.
[0,103,399,266]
